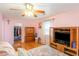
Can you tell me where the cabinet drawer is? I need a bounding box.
[57,44,65,52]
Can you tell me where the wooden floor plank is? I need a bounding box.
[13,40,41,51]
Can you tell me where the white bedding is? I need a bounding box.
[27,45,68,56]
[0,41,16,56]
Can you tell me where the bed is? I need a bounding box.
[18,45,68,56]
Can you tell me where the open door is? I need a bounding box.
[14,26,22,41]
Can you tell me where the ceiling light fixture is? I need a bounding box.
[23,3,45,17]
[24,3,34,16]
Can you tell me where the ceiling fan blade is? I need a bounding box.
[35,10,45,14]
[9,8,22,11]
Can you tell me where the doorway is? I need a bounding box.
[14,26,22,41]
[13,26,22,50]
[25,27,35,42]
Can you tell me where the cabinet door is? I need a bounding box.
[70,28,77,48]
[57,44,65,52]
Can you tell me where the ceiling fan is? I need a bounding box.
[9,3,45,17]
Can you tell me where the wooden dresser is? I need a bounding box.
[25,27,35,42]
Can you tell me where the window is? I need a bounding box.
[42,21,51,35]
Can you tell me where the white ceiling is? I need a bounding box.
[0,3,79,20]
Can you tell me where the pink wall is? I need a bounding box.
[53,11,79,27]
[3,17,39,44]
[0,14,3,40]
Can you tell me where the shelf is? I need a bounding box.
[51,42,57,45]
[54,30,70,33]
[50,44,57,49]
[64,51,76,56]
[64,47,77,56]
[50,42,77,56]
[50,42,57,49]
[65,46,77,52]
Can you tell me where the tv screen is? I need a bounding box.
[55,32,70,46]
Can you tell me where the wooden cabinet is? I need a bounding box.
[50,42,65,52]
[50,27,79,56]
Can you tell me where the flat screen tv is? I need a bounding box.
[54,32,70,47]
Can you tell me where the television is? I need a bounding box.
[54,31,70,47]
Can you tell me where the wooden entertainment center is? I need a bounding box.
[50,27,79,56]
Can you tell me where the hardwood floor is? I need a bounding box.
[13,40,41,51]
